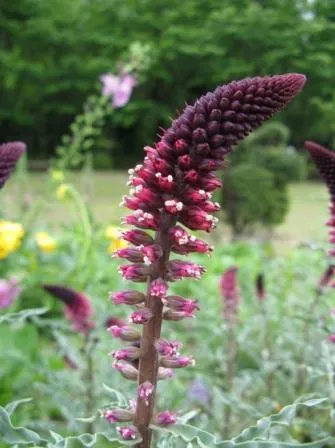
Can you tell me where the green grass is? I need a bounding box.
[1,171,329,249]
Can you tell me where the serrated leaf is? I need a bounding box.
[0,405,45,445]
[5,398,33,416]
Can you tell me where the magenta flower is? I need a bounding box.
[304,141,335,258]
[108,73,306,446]
[100,73,137,108]
[43,284,94,335]
[220,267,240,324]
[0,278,21,309]
[0,142,26,189]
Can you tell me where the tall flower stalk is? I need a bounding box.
[108,74,306,446]
[296,141,335,391]
[0,142,26,190]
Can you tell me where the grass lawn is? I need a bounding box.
[1,171,329,250]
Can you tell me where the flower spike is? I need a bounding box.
[109,74,306,447]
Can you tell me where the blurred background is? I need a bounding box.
[1,0,335,248]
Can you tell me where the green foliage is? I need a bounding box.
[1,0,334,162]
[222,164,288,235]
[222,122,307,236]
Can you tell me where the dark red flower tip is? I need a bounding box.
[162,74,306,159]
[304,141,335,199]
[43,284,94,334]
[0,142,26,189]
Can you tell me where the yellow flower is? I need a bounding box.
[51,170,65,183]
[35,232,57,254]
[105,225,127,254]
[0,220,24,260]
[56,184,71,200]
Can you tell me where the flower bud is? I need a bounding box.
[113,361,138,380]
[108,325,141,342]
[119,264,151,282]
[111,346,141,361]
[104,408,134,423]
[137,381,154,406]
[154,411,177,426]
[155,339,182,356]
[150,278,168,299]
[163,295,199,316]
[129,308,153,324]
[164,199,184,214]
[111,290,145,305]
[123,210,159,230]
[160,355,195,368]
[121,229,154,246]
[113,248,144,263]
[157,367,175,380]
[117,425,138,441]
[167,260,205,280]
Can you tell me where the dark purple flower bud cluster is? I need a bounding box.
[0,142,26,189]
[304,141,335,260]
[107,74,306,445]
[220,267,240,325]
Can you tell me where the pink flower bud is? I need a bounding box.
[163,295,200,316]
[160,355,195,368]
[141,244,162,265]
[184,169,199,184]
[167,260,206,280]
[117,425,138,441]
[201,200,221,212]
[135,186,162,207]
[183,188,211,204]
[164,199,184,214]
[119,264,151,282]
[181,206,218,231]
[172,235,213,255]
[155,339,182,356]
[177,154,193,169]
[121,229,154,246]
[169,225,190,246]
[163,309,193,321]
[150,278,168,298]
[198,158,225,171]
[157,367,175,380]
[154,410,177,426]
[111,346,140,361]
[129,308,153,324]
[113,248,144,263]
[157,174,176,192]
[152,157,172,175]
[113,361,138,380]
[108,325,141,342]
[104,408,134,423]
[137,381,154,406]
[328,334,335,343]
[123,210,159,230]
[221,267,240,324]
[175,139,188,154]
[111,290,145,305]
[198,174,222,192]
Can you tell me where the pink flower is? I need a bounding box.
[0,278,21,309]
[100,73,136,108]
[43,284,94,334]
[0,142,26,189]
[137,381,154,406]
[117,425,138,440]
[104,408,134,423]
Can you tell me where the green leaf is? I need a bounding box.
[0,404,45,445]
[152,398,332,447]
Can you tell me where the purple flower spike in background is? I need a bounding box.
[220,267,240,324]
[0,277,21,309]
[108,73,306,447]
[100,73,137,108]
[0,142,26,189]
[43,284,94,335]
[256,273,266,301]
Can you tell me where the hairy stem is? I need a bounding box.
[223,322,237,439]
[134,215,176,447]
